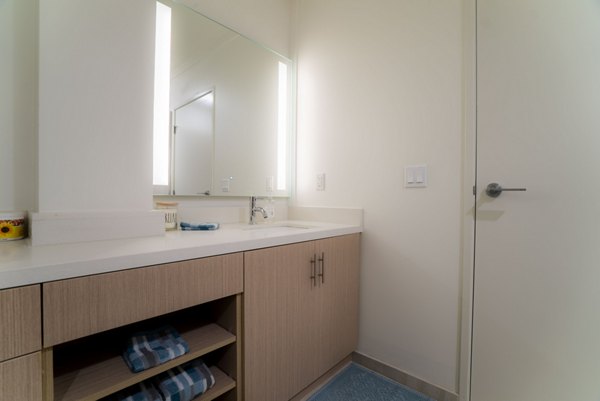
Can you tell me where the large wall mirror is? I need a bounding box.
[154,0,294,197]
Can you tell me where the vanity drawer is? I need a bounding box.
[0,285,41,361]
[42,253,243,346]
[0,352,43,401]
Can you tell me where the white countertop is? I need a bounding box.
[0,221,362,290]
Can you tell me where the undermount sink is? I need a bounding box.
[243,223,314,232]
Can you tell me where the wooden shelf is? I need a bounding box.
[54,323,236,401]
[198,367,236,401]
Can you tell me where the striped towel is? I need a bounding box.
[103,381,162,401]
[123,326,190,373]
[179,222,220,231]
[154,359,216,401]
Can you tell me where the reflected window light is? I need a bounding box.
[153,2,172,186]
[277,61,288,191]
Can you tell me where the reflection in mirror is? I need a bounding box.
[172,91,214,196]
[153,0,293,197]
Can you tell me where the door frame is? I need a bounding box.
[459,0,477,400]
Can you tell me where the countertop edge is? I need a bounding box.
[0,221,362,289]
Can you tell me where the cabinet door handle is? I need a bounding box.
[318,252,325,284]
[310,254,317,287]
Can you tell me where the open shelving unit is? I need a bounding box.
[45,295,242,401]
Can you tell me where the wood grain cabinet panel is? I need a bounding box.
[244,234,360,401]
[0,285,41,361]
[0,352,43,401]
[315,234,360,374]
[43,253,243,346]
[244,241,319,401]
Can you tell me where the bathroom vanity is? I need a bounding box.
[244,234,360,401]
[0,222,361,401]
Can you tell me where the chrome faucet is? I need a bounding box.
[249,196,268,225]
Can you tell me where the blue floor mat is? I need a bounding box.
[308,363,435,401]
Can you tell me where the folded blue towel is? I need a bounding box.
[154,359,216,401]
[179,222,219,231]
[104,381,162,401]
[123,326,190,373]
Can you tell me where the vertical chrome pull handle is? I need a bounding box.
[318,252,325,284]
[310,254,317,287]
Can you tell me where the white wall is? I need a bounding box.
[0,0,38,213]
[180,0,292,57]
[293,0,464,392]
[38,0,156,212]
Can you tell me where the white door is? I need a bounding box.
[472,1,600,400]
[172,91,214,196]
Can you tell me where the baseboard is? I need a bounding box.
[352,352,459,401]
[289,356,352,401]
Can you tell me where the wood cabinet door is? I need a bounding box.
[0,353,42,401]
[244,241,319,401]
[315,234,360,375]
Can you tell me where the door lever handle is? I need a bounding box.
[485,182,527,198]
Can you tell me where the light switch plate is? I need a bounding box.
[316,173,326,191]
[221,178,230,192]
[405,165,428,188]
